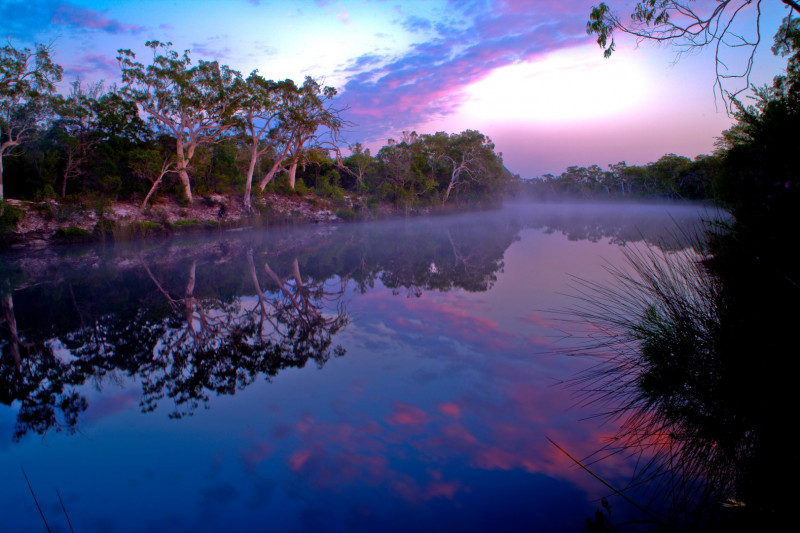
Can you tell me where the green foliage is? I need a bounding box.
[265,174,309,197]
[53,226,93,241]
[314,170,345,200]
[0,201,23,231]
[116,220,165,240]
[334,207,357,221]
[36,184,56,200]
[167,219,218,232]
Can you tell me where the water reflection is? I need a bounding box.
[0,203,713,531]
[0,204,706,437]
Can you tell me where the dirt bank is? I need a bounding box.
[1,193,368,249]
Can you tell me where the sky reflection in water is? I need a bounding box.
[0,202,709,532]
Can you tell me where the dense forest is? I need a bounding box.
[0,40,516,236]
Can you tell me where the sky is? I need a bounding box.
[1,0,793,178]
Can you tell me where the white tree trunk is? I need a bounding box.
[244,150,258,211]
[288,160,298,189]
[176,138,193,203]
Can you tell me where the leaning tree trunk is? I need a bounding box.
[258,159,285,192]
[443,172,459,204]
[138,159,174,218]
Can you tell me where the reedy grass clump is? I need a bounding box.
[565,226,756,526]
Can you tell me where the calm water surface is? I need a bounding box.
[0,202,709,532]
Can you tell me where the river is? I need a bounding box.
[0,201,711,532]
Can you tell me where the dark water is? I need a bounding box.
[0,202,710,532]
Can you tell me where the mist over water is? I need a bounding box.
[0,201,711,532]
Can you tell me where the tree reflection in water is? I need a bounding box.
[0,245,351,437]
[1,211,528,440]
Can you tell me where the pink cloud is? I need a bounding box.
[288,449,312,471]
[521,311,559,329]
[441,423,478,445]
[386,402,430,426]
[424,480,461,499]
[51,2,145,34]
[437,402,461,418]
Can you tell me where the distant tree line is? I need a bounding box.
[522,153,718,201]
[1,40,514,221]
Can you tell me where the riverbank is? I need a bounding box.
[0,192,384,249]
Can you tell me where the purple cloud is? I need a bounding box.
[51,2,145,34]
[190,38,233,61]
[64,52,120,80]
[337,0,590,143]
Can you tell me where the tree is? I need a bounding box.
[117,41,242,203]
[237,73,294,210]
[587,1,800,109]
[0,41,62,201]
[52,80,102,197]
[274,76,345,191]
[340,142,375,191]
[375,132,426,205]
[129,145,176,216]
[425,130,505,204]
[714,16,800,231]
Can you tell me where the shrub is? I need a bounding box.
[53,226,93,242]
[0,202,24,232]
[334,208,357,221]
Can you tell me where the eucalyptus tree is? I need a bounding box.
[341,142,375,191]
[0,42,62,201]
[117,41,243,203]
[129,146,176,216]
[424,130,504,204]
[273,76,345,191]
[376,133,420,204]
[238,73,294,210]
[52,80,103,197]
